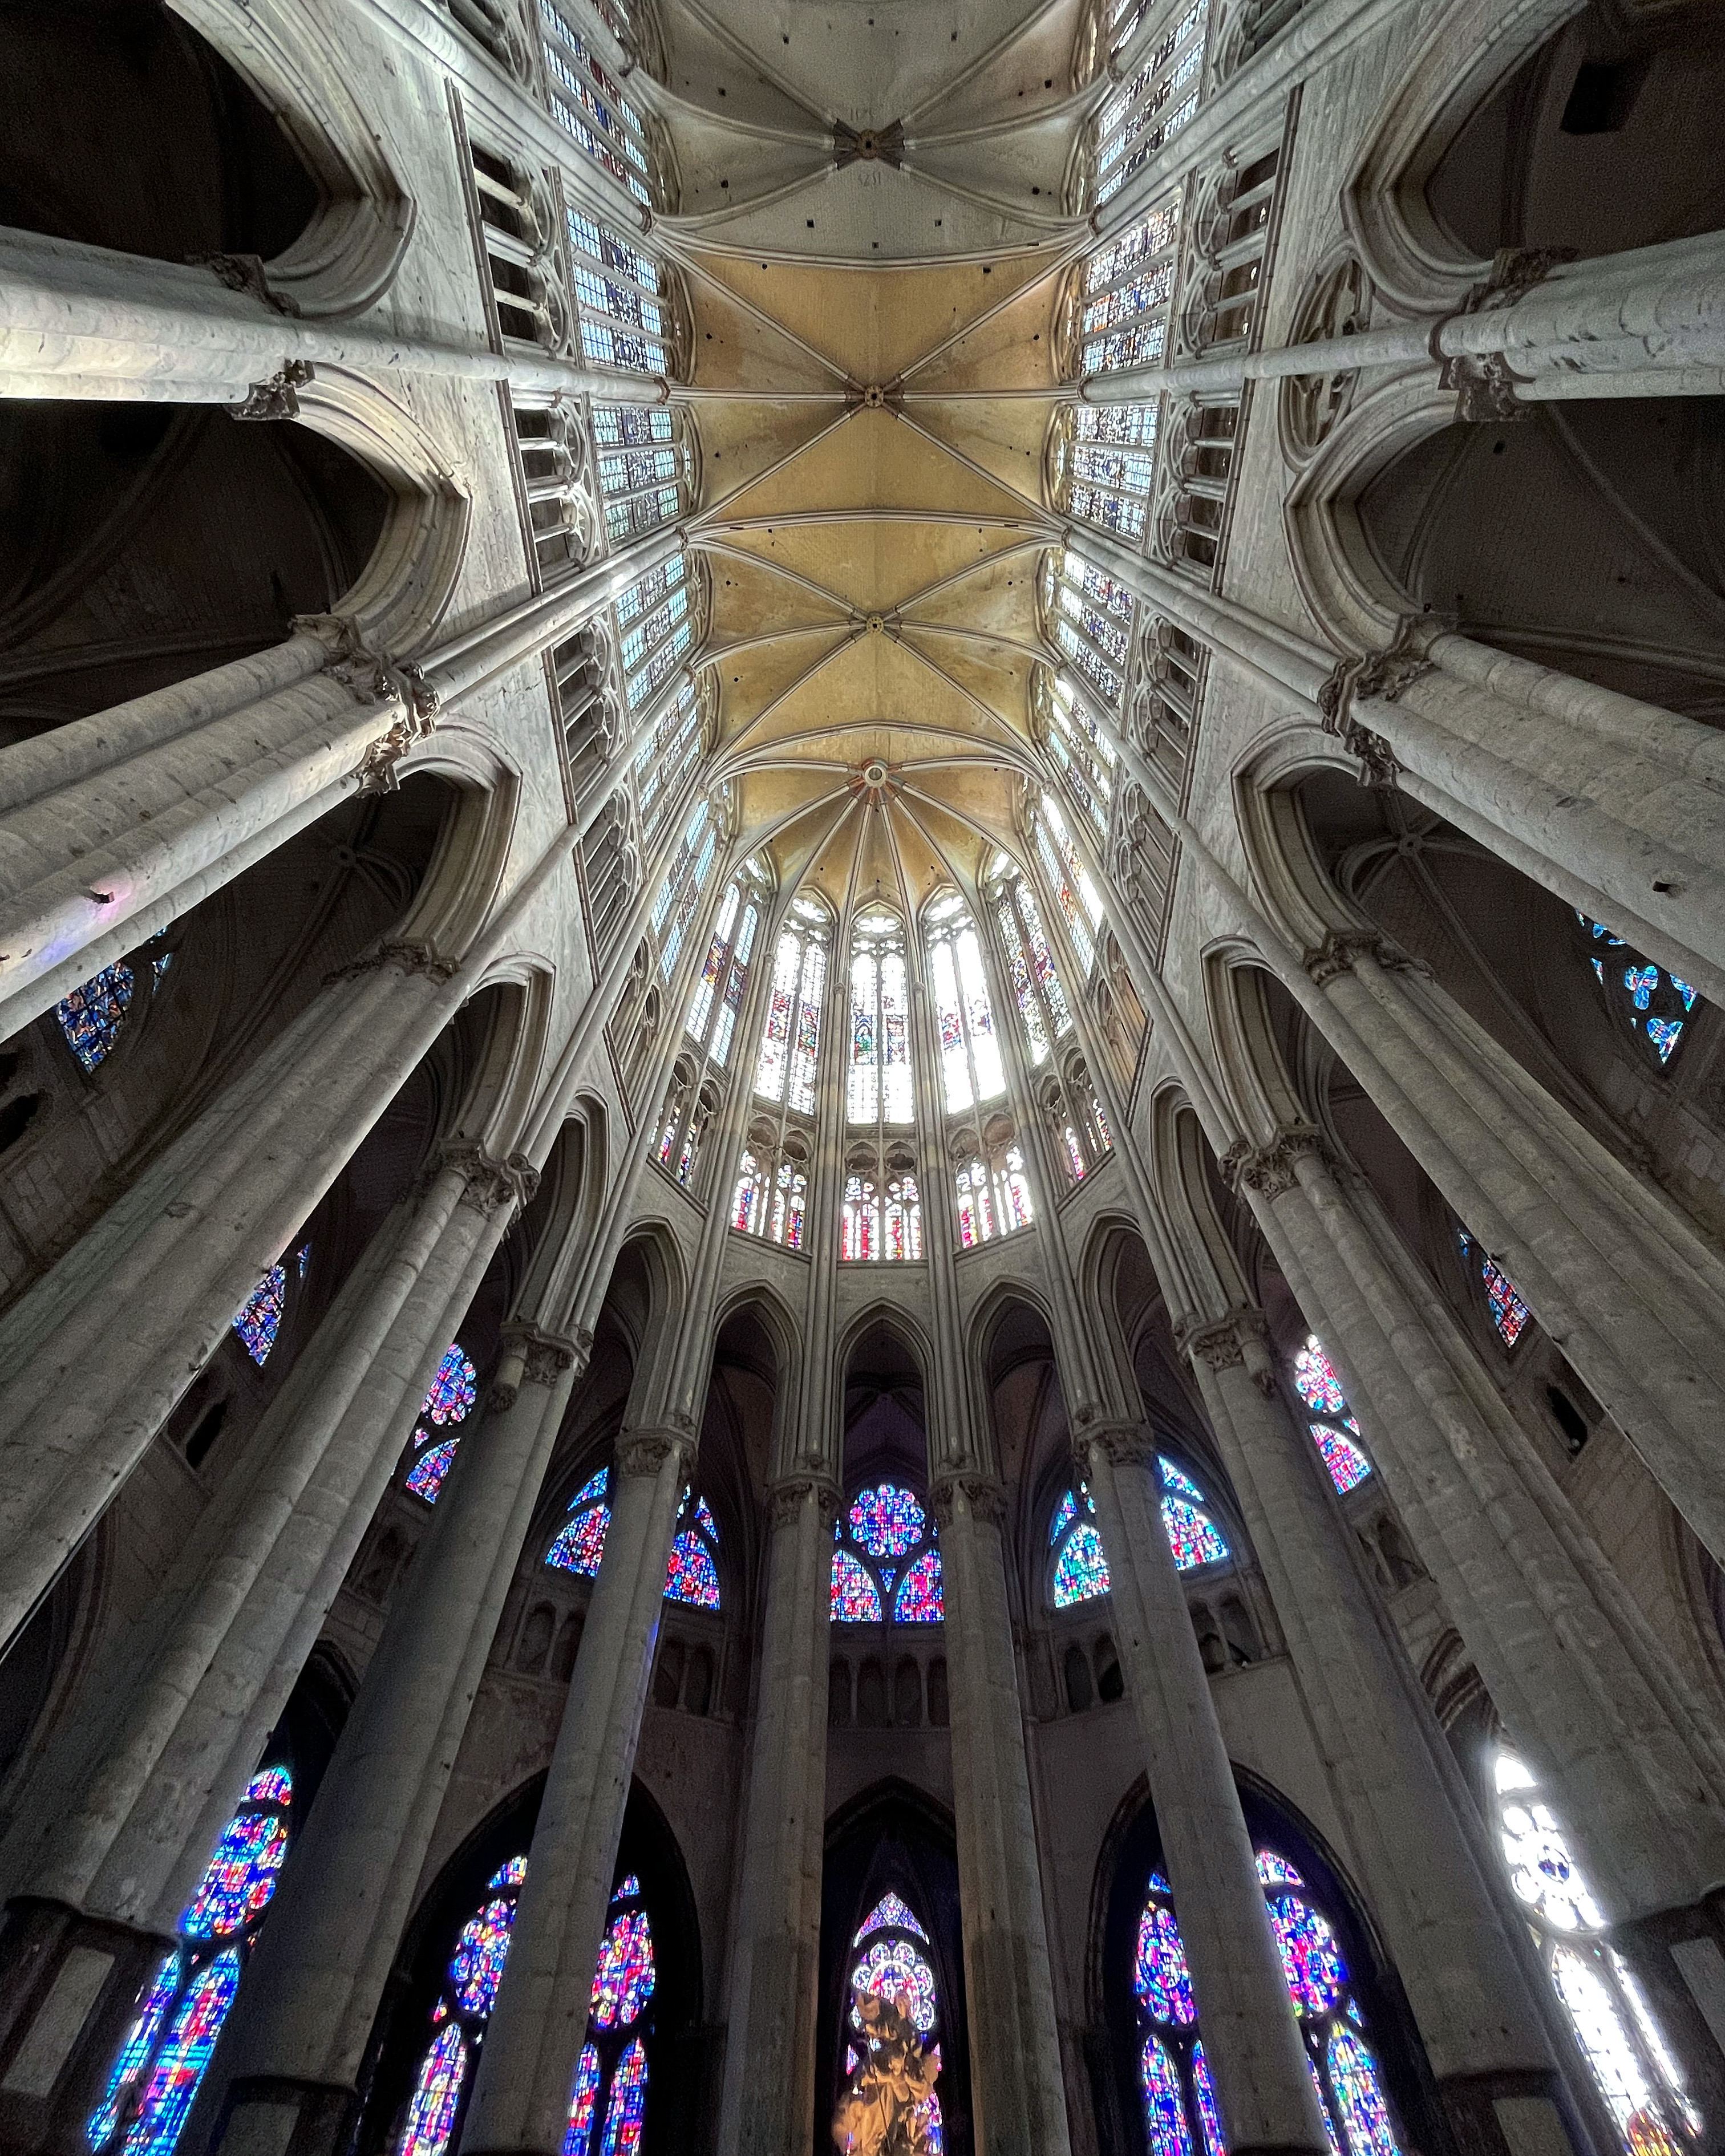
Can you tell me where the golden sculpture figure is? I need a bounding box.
[831,1987,942,2155]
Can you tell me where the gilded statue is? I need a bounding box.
[831,1987,941,2155]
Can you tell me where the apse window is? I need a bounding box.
[831,1482,944,1624]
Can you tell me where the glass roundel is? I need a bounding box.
[87,1769,294,2156]
[831,1482,944,1626]
[840,1890,945,2152]
[1127,1846,1405,2156]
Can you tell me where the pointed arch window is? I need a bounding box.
[1034,793,1105,979]
[592,406,690,546]
[541,15,651,208]
[1041,669,1117,842]
[1455,1229,1530,1350]
[232,1266,288,1367]
[683,865,765,1072]
[733,897,828,1250]
[831,1484,944,1625]
[57,961,136,1072]
[1290,1338,1373,1497]
[561,204,665,360]
[1491,1751,1696,2156]
[839,1892,945,2147]
[88,1768,293,2156]
[1075,193,1181,367]
[649,795,719,979]
[406,1345,481,1503]
[848,911,915,1126]
[925,893,1006,1115]
[1577,915,1700,1068]
[633,676,701,844]
[547,1468,613,1577]
[953,1148,1033,1247]
[842,1169,924,1263]
[1092,10,1205,207]
[1049,1459,1229,1608]
[665,1490,722,1610]
[993,873,1074,1065]
[1128,1839,1404,2156]
[616,552,694,714]
[1064,403,1159,541]
[1046,548,1135,712]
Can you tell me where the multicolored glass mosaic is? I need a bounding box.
[832,1484,941,1626]
[831,1547,884,1623]
[183,1810,288,1938]
[564,2045,602,2156]
[1293,1337,1374,1494]
[119,1951,240,2156]
[1161,1496,1228,1571]
[1193,2044,1226,2156]
[548,1468,611,1575]
[58,962,135,1071]
[1052,1518,1111,1607]
[422,1347,478,1425]
[1457,1230,1531,1349]
[894,1547,944,1623]
[1140,2035,1195,2156]
[406,1437,460,1505]
[665,1527,720,1610]
[401,2023,467,2156]
[1327,2028,1400,2156]
[851,1940,938,2033]
[850,1485,925,1558]
[596,2037,647,2155]
[856,1894,929,1944]
[591,1913,655,2029]
[1269,1896,1348,2015]
[1579,914,1702,1068]
[1135,1903,1197,2024]
[232,1266,286,1366]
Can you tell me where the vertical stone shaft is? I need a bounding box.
[1078,1429,1330,2156]
[1184,1316,1574,2107]
[933,1478,1074,2156]
[458,1429,691,2156]
[714,1474,839,2156]
[1241,1134,1725,1924]
[193,1332,584,2156]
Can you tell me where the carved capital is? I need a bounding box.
[443,1141,538,1215]
[1219,1124,1328,1199]
[1438,348,1528,424]
[232,359,314,422]
[767,1474,842,1529]
[929,1474,1005,1528]
[1302,927,1426,988]
[1463,245,1579,314]
[618,1428,696,1481]
[1175,1306,1276,1391]
[512,1323,581,1387]
[322,937,459,988]
[191,250,301,317]
[1315,623,1434,787]
[1075,1422,1155,1472]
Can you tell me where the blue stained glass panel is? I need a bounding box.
[549,1488,610,1575]
[58,963,135,1071]
[1311,2058,1344,2156]
[88,1956,179,2150]
[232,1267,286,1367]
[407,1438,459,1504]
[449,1897,517,2016]
[183,1812,288,1938]
[1050,1490,1078,1545]
[1268,1897,1347,2015]
[1311,1425,1372,1496]
[400,2021,467,2156]
[597,2038,647,2156]
[894,1548,944,1624]
[1140,2035,1194,2156]
[831,1549,883,1623]
[564,2043,602,2156]
[121,1950,240,2156]
[855,1893,929,1945]
[1162,1497,1228,1570]
[1157,1458,1205,1502]
[851,1940,938,2033]
[849,1484,925,1558]
[693,1497,720,1542]
[665,1531,720,1609]
[590,1913,655,2029]
[1326,2028,1400,2156]
[246,1768,292,1806]
[422,1348,477,1425]
[1256,1851,1303,1886]
[1193,2044,1226,2156]
[1134,1903,1197,2025]
[1481,1259,1530,1348]
[490,1855,528,1890]
[1052,1521,1111,1606]
[1293,1340,1348,1417]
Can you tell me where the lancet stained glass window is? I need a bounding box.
[407,1345,480,1504]
[840,1890,945,2150]
[1491,1752,1697,2156]
[925,893,1006,1114]
[634,677,700,844]
[1049,1461,1229,1608]
[1035,793,1104,980]
[734,897,827,1253]
[649,793,718,980]
[953,1149,1033,1248]
[592,405,684,545]
[848,912,915,1127]
[566,1875,656,2156]
[1044,671,1117,842]
[57,961,135,1072]
[1577,914,1702,1068]
[831,1482,944,1625]
[88,1768,293,2156]
[1456,1230,1531,1350]
[1092,7,1204,207]
[541,7,653,207]
[1047,546,1136,715]
[664,1487,722,1609]
[232,1265,287,1367]
[994,872,1074,1065]
[616,552,693,715]
[1078,193,1181,367]
[1128,1839,1404,2156]
[548,1467,613,1575]
[1067,402,1159,540]
[1291,1338,1372,1497]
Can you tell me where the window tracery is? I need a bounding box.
[88,1768,294,2156]
[1049,1459,1230,1608]
[1052,402,1160,542]
[654,862,768,1190]
[538,10,654,207]
[841,1891,946,2149]
[1491,1752,1696,2156]
[951,1133,1034,1247]
[406,1346,481,1503]
[1070,193,1182,371]
[665,1489,722,1610]
[1043,547,1136,714]
[1290,1338,1373,1497]
[1577,915,1700,1068]
[831,1484,944,1626]
[1091,6,1205,208]
[1036,667,1118,844]
[1129,1843,1404,2156]
[633,675,703,844]
[614,550,700,716]
[1034,792,1106,980]
[844,911,920,1263]
[591,404,694,546]
[1154,397,1241,577]
[547,1467,613,1577]
[648,793,719,979]
[925,893,1006,1115]
[732,895,829,1249]
[990,866,1074,1067]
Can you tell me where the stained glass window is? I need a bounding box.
[848,913,915,1127]
[1456,1230,1531,1350]
[1091,11,1202,208]
[1291,1338,1372,1497]
[664,1486,722,1610]
[648,791,713,975]
[591,404,686,545]
[548,1467,612,1575]
[735,901,827,1252]
[993,872,1072,1065]
[1035,793,1105,980]
[831,1483,944,1625]
[406,1345,480,1505]
[568,1877,657,2156]
[1066,402,1159,540]
[1043,671,1117,842]
[88,1769,293,2156]
[633,676,700,844]
[1046,548,1135,727]
[1078,193,1181,363]
[1577,915,1702,1069]
[1050,1487,1111,1608]
[616,552,693,716]
[231,1266,287,1367]
[925,894,1006,1114]
[683,866,765,1073]
[840,1890,945,2151]
[1129,1837,1404,2156]
[1491,1752,1697,2156]
[58,962,135,1072]
[541,9,653,207]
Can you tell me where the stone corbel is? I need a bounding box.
[1436,349,1528,425]
[1074,1421,1156,1474]
[443,1141,542,1217]
[191,251,301,317]
[292,614,443,793]
[929,1473,1006,1529]
[231,359,315,422]
[1301,926,1426,988]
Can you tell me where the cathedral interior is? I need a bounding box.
[1,0,1724,2151]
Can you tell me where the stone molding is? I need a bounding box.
[1219,1123,1330,1199]
[766,1473,842,1529]
[291,613,442,791]
[930,1473,1006,1528]
[617,1427,697,1480]
[325,937,461,987]
[1174,1306,1279,1394]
